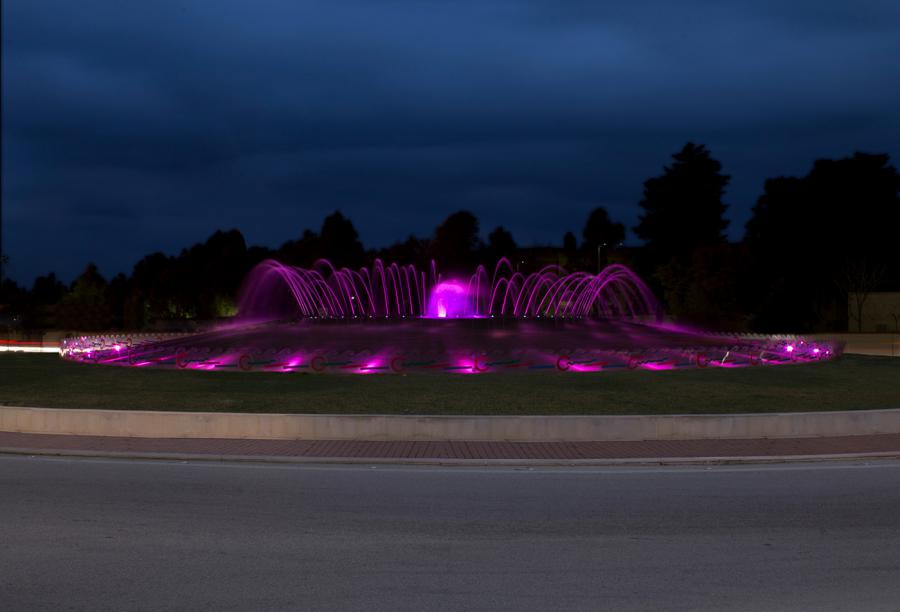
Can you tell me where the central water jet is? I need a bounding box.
[59,258,842,374]
[427,281,469,319]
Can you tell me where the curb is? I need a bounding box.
[4,405,900,442]
[4,445,900,467]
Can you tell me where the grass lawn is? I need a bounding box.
[1,353,899,415]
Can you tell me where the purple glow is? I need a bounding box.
[642,361,676,371]
[237,258,662,321]
[58,258,844,375]
[427,281,469,318]
[60,324,843,375]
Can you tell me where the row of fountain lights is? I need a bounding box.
[60,335,833,371]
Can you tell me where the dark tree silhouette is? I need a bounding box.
[56,263,113,330]
[430,211,483,272]
[655,243,749,329]
[172,229,249,319]
[5,150,898,333]
[119,229,257,327]
[582,207,625,271]
[377,235,430,269]
[485,226,517,263]
[32,273,66,305]
[745,152,900,331]
[0,279,30,330]
[635,143,729,266]
[127,252,175,327]
[278,229,319,268]
[562,231,578,268]
[319,211,365,268]
[106,273,130,329]
[743,176,811,329]
[630,143,731,320]
[747,154,899,260]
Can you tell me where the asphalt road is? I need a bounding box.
[1,456,899,611]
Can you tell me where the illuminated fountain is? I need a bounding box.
[61,258,841,373]
[237,258,661,320]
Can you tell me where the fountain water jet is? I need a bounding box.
[60,258,841,374]
[236,258,662,322]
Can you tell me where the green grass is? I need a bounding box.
[2,353,899,415]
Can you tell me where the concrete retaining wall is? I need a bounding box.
[809,333,899,357]
[2,406,900,442]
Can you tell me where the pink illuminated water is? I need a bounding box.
[58,257,844,375]
[237,258,661,321]
[427,281,471,318]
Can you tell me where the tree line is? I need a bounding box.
[1,143,898,333]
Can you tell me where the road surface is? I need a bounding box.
[1,455,899,611]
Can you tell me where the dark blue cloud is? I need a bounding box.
[3,0,899,282]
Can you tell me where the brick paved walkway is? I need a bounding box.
[2,431,900,461]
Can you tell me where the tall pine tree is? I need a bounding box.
[634,143,729,268]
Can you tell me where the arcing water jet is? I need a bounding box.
[61,258,840,374]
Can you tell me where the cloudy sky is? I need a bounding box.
[3,0,899,283]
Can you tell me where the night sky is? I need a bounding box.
[3,0,899,283]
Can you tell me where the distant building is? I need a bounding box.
[849,292,900,332]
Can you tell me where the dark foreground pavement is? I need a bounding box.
[3,431,900,463]
[1,455,900,611]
